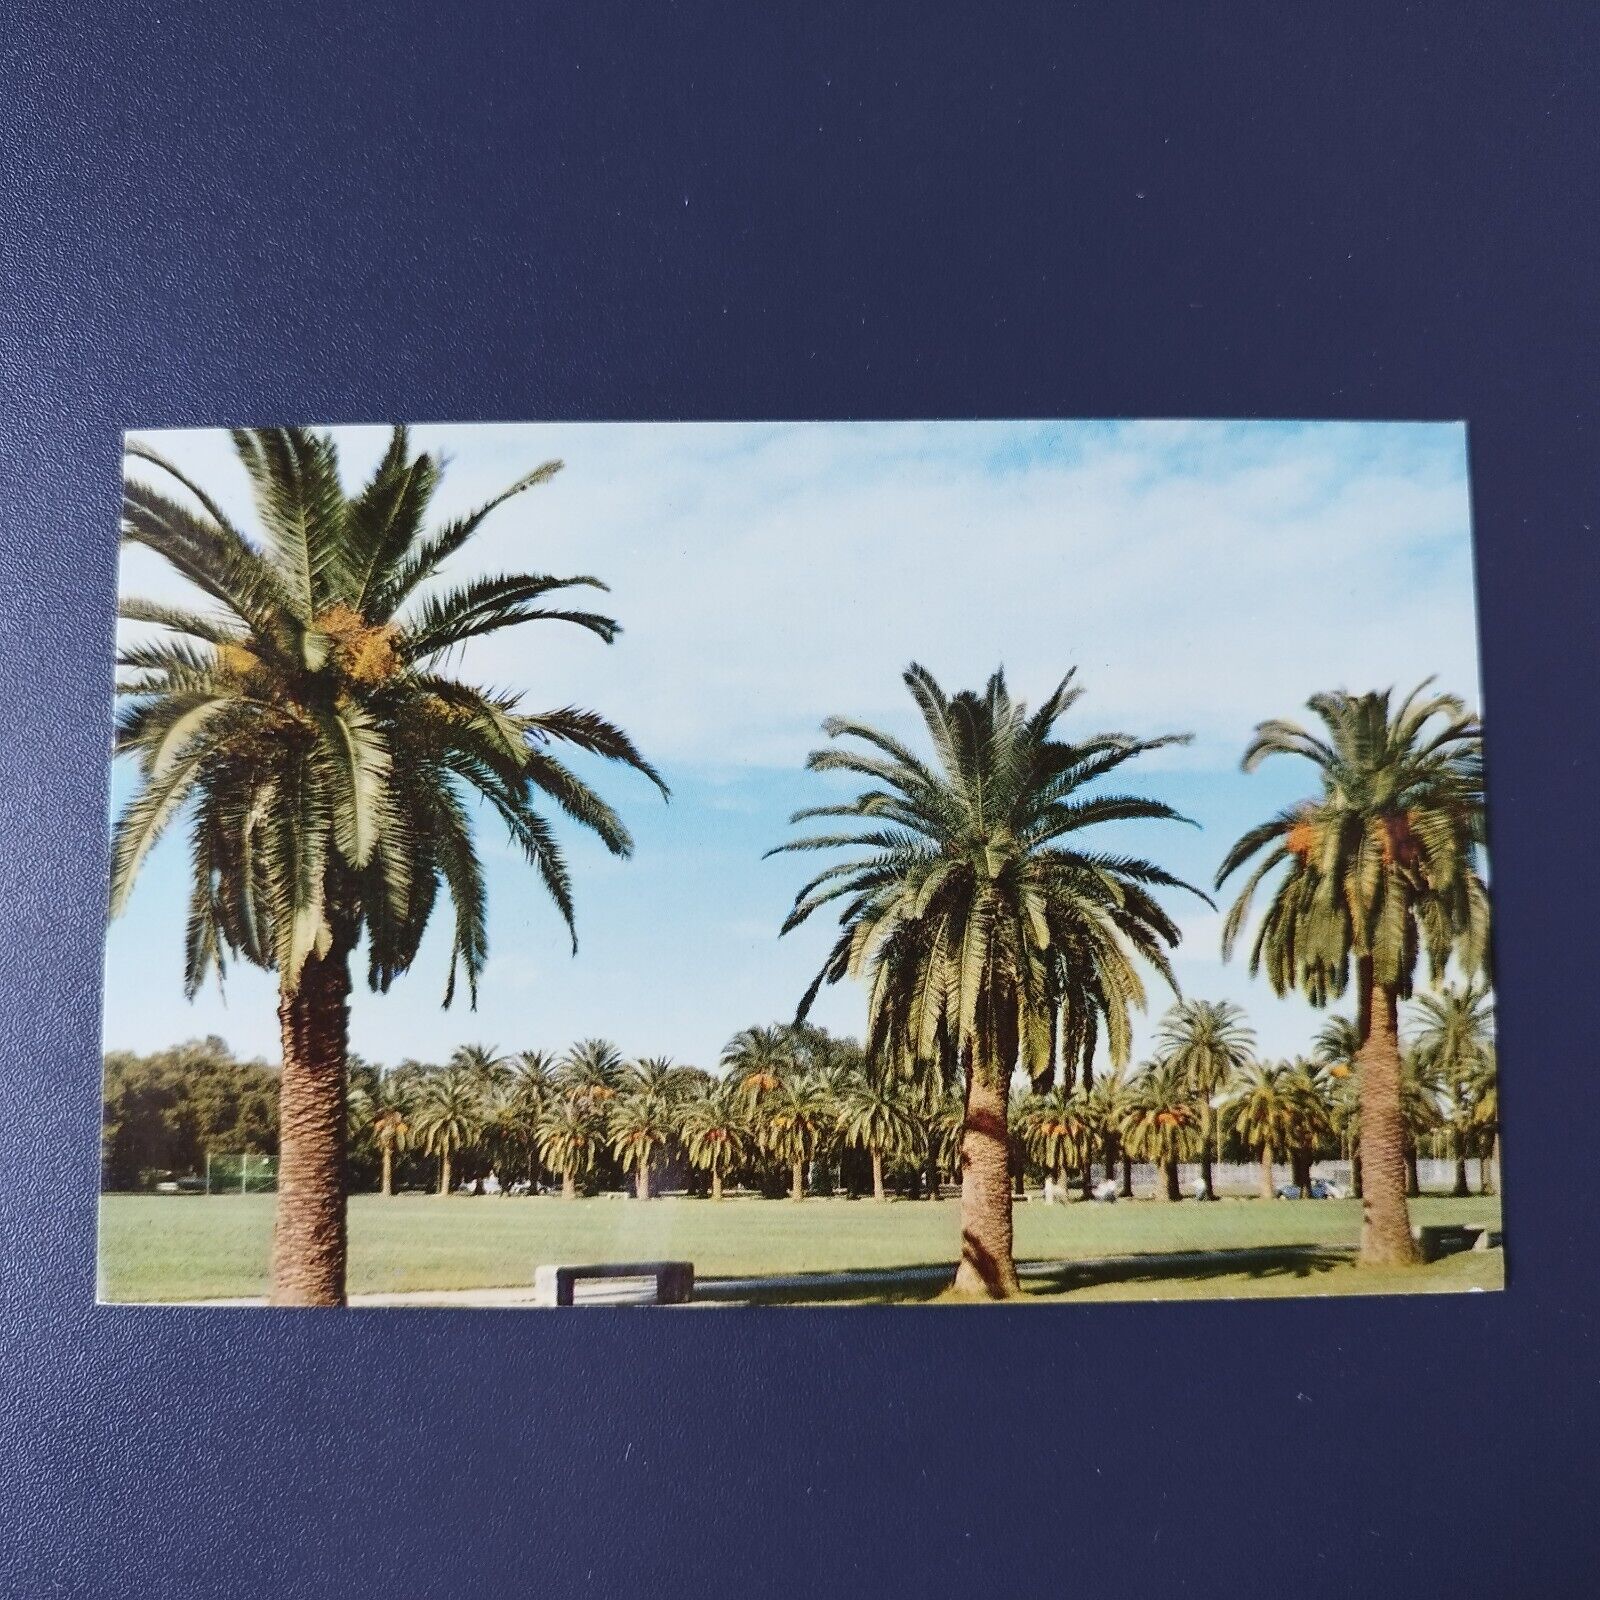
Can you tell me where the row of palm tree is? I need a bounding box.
[113,426,1491,1303]
[348,1030,959,1203]
[1015,986,1499,1205]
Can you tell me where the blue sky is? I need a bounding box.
[104,419,1483,1072]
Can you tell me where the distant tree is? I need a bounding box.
[837,1076,921,1201]
[680,1077,751,1201]
[757,1074,832,1201]
[1119,1059,1201,1200]
[558,1038,623,1105]
[1408,981,1495,1197]
[537,1097,603,1199]
[607,1088,676,1199]
[1156,999,1255,1200]
[410,1067,480,1194]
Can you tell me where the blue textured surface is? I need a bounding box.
[2,4,1597,1594]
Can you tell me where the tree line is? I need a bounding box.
[104,981,1498,1204]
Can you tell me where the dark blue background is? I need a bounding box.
[3,3,1596,1593]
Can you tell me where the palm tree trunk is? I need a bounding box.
[952,1065,1021,1298]
[791,1159,805,1201]
[438,1150,451,1196]
[380,1144,393,1198]
[562,1170,576,1201]
[270,946,351,1307]
[1487,1131,1501,1197]
[1404,1146,1420,1197]
[1079,1159,1092,1201]
[872,1149,885,1202]
[1452,1135,1469,1198]
[1352,1144,1364,1198]
[1260,1145,1275,1200]
[637,1158,651,1200]
[1159,1158,1179,1201]
[1119,1154,1133,1198]
[1356,962,1420,1265]
[712,1169,723,1202]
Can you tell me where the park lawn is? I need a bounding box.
[97,1191,1504,1304]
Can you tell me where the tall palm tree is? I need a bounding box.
[364,1076,411,1196]
[837,1075,921,1201]
[621,1054,698,1105]
[606,1089,675,1199]
[720,1025,796,1110]
[452,1043,511,1096]
[1018,1084,1097,1196]
[1088,1067,1135,1195]
[1119,1059,1201,1201]
[1217,683,1487,1264]
[771,665,1199,1296]
[110,428,665,1303]
[680,1077,751,1200]
[536,1097,602,1199]
[1155,998,1255,1201]
[410,1067,481,1195]
[1408,981,1495,1197]
[757,1073,832,1201]
[1225,1061,1311,1200]
[558,1038,624,1105]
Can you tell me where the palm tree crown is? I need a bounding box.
[773,665,1203,1088]
[1216,682,1487,1005]
[112,427,667,1005]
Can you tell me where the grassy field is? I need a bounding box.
[98,1191,1504,1304]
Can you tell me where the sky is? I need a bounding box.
[103,419,1485,1074]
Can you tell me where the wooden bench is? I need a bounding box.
[1412,1223,1498,1263]
[531,1260,694,1306]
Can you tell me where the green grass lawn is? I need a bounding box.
[98,1191,1504,1304]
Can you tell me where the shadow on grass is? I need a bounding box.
[697,1244,1353,1306]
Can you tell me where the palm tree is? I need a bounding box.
[363,1076,411,1196]
[410,1068,481,1195]
[621,1054,697,1105]
[606,1089,675,1199]
[1409,981,1495,1197]
[1155,998,1255,1200]
[1119,1059,1201,1200]
[1088,1068,1135,1195]
[558,1038,624,1105]
[1224,1061,1327,1200]
[1470,1046,1500,1196]
[1018,1084,1097,1197]
[536,1097,602,1199]
[837,1075,921,1201]
[110,429,665,1303]
[1217,683,1487,1264]
[771,665,1199,1298]
[680,1077,750,1200]
[757,1073,832,1200]
[720,1025,796,1110]
[452,1043,511,1097]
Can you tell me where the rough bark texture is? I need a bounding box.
[952,1066,1021,1298]
[1357,963,1421,1265]
[270,946,351,1307]
[711,1170,723,1202]
[791,1159,805,1201]
[1259,1147,1275,1200]
[872,1149,885,1202]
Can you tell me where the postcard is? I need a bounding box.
[98,421,1500,1306]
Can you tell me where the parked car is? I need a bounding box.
[1275,1179,1346,1200]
